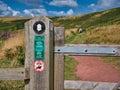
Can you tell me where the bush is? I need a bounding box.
[15,46,25,65]
[5,48,15,59]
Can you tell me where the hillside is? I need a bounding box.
[51,8,120,44]
[0,17,30,33]
[0,17,30,22]
[51,8,120,30]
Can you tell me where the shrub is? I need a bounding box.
[5,48,15,59]
[15,46,25,65]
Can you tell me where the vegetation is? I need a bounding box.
[64,56,79,80]
[0,81,24,90]
[102,57,120,72]
[0,19,30,33]
[0,30,25,89]
[51,8,120,30]
[0,40,4,49]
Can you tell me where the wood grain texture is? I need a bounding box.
[54,27,64,90]
[25,16,54,90]
[25,20,30,90]
[64,80,117,90]
[0,68,25,80]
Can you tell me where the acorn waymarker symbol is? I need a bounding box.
[33,21,45,34]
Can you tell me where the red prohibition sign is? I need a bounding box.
[33,60,45,72]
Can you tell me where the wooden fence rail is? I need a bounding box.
[0,68,25,80]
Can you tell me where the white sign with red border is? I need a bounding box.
[33,60,45,72]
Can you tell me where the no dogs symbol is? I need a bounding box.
[33,60,45,72]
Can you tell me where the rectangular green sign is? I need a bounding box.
[34,36,44,60]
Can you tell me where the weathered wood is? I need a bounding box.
[54,27,64,90]
[57,44,120,56]
[64,80,117,90]
[25,16,54,90]
[25,19,30,90]
[0,68,25,80]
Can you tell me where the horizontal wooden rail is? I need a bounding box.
[0,68,29,80]
[64,80,118,90]
[55,44,120,56]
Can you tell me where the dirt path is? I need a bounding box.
[71,56,120,82]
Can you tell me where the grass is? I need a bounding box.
[84,25,120,44]
[66,30,87,44]
[101,57,120,72]
[0,30,25,90]
[0,19,29,33]
[51,8,120,30]
[0,17,30,22]
[0,80,24,90]
[64,56,79,80]
[0,30,25,59]
[0,40,4,49]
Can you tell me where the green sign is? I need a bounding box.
[34,36,44,60]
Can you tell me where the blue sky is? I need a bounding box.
[0,0,120,17]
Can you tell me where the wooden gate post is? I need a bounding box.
[25,16,54,90]
[54,27,64,90]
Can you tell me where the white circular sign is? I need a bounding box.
[33,60,45,72]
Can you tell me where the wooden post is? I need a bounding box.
[25,16,54,90]
[54,27,64,90]
[25,18,30,90]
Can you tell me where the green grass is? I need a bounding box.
[0,57,24,68]
[0,80,24,90]
[0,19,29,33]
[66,30,87,44]
[101,57,120,72]
[64,56,79,80]
[0,40,4,49]
[51,8,120,30]
[0,46,25,90]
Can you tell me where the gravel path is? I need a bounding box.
[71,56,120,82]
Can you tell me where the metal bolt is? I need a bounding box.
[85,49,88,53]
[58,49,60,52]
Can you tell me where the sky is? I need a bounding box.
[0,0,120,17]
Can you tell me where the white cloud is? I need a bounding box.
[23,8,48,17]
[0,0,75,17]
[98,0,120,9]
[8,7,20,16]
[89,0,120,11]
[67,9,74,15]
[49,0,78,7]
[48,9,74,16]
[89,4,95,7]
[23,9,34,17]
[0,1,20,16]
[17,0,42,7]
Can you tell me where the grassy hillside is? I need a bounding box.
[51,8,120,41]
[51,8,120,30]
[0,17,30,22]
[0,18,30,33]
